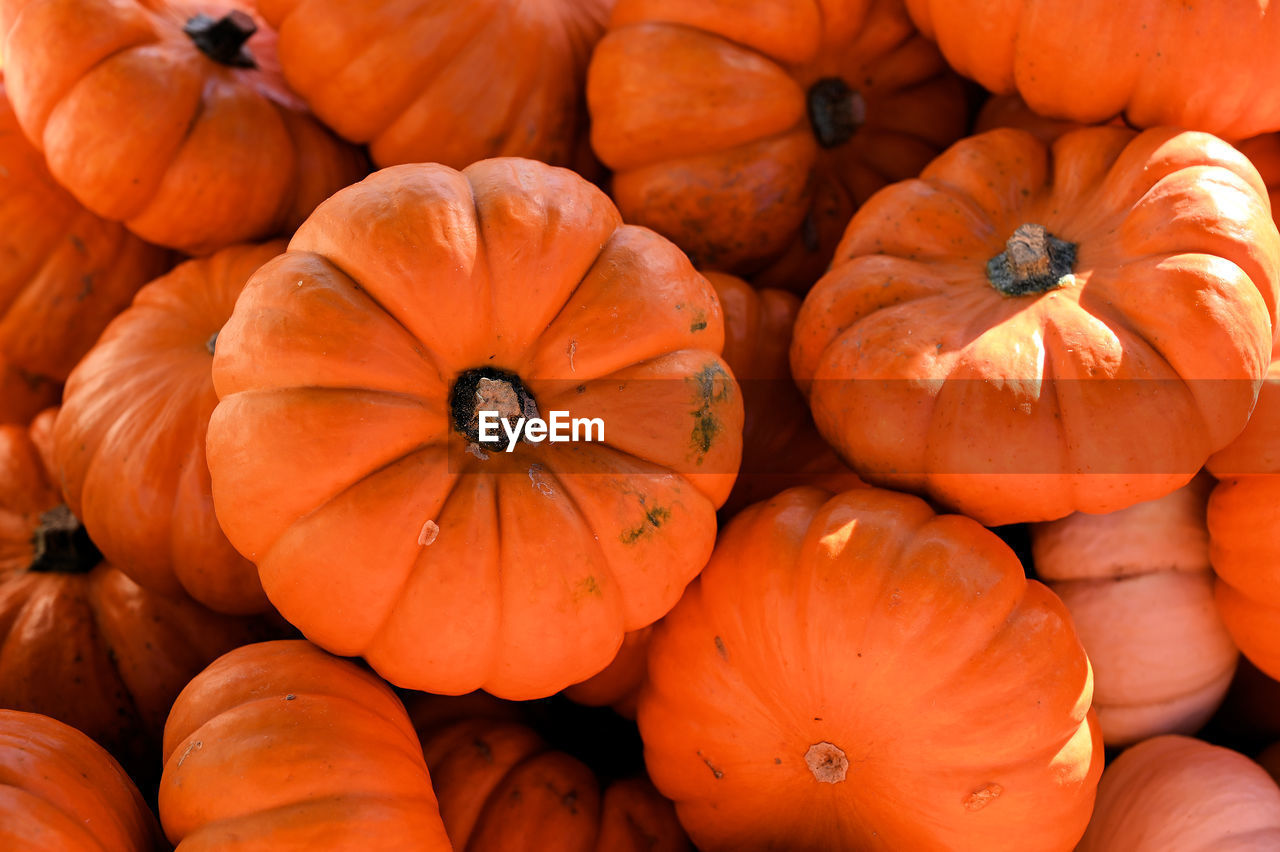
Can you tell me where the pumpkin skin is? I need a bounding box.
[206,158,743,700]
[160,640,453,850]
[1031,476,1238,746]
[637,485,1102,851]
[0,78,171,382]
[905,0,1280,141]
[0,409,279,779]
[0,357,57,426]
[562,625,652,719]
[709,271,863,518]
[0,709,165,852]
[416,713,691,852]
[258,0,612,174]
[0,0,368,255]
[587,0,968,290]
[1077,735,1280,851]
[792,126,1280,526]
[52,242,285,615]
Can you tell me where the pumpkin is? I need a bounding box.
[206,158,743,699]
[637,485,1102,851]
[52,242,285,615]
[1077,735,1280,851]
[415,710,691,852]
[257,0,612,175]
[0,709,164,852]
[1031,476,1238,746]
[0,0,368,255]
[0,77,171,382]
[160,640,453,850]
[587,0,968,291]
[974,93,1128,144]
[0,357,57,426]
[791,126,1280,525]
[709,271,863,517]
[904,0,1280,141]
[0,409,279,781]
[563,626,653,719]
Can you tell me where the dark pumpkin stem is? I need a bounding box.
[986,223,1077,296]
[807,77,865,148]
[450,367,539,452]
[206,330,219,356]
[184,11,258,69]
[30,505,102,574]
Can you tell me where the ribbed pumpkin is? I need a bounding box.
[563,626,652,719]
[587,0,967,290]
[0,0,367,254]
[206,158,743,699]
[1031,476,1238,746]
[1077,735,1280,851]
[638,485,1102,851]
[905,0,1280,141]
[792,126,1280,525]
[52,242,285,615]
[0,709,165,852]
[160,640,453,850]
[0,78,171,382]
[0,409,279,779]
[258,0,612,174]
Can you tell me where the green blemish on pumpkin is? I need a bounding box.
[620,505,671,544]
[579,576,602,597]
[690,311,708,332]
[688,364,732,459]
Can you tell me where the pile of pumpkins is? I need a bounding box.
[3,0,1280,849]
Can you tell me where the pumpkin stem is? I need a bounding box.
[30,505,102,574]
[206,330,219,356]
[986,223,1077,296]
[804,741,849,784]
[807,78,865,148]
[450,367,540,452]
[184,11,258,69]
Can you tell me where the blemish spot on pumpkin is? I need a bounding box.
[697,750,724,779]
[804,742,848,784]
[466,443,489,461]
[418,520,440,546]
[578,575,602,598]
[177,740,203,767]
[963,783,1003,811]
[620,505,671,544]
[285,694,296,701]
[714,635,728,661]
[690,310,708,332]
[688,363,732,458]
[528,464,554,497]
[567,338,577,373]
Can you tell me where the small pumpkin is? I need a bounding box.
[53,242,286,615]
[160,640,453,850]
[0,709,165,852]
[587,0,968,290]
[563,626,653,719]
[258,0,612,174]
[206,158,743,699]
[1077,735,1280,851]
[1031,476,1238,745]
[792,126,1280,525]
[0,0,368,254]
[637,485,1102,851]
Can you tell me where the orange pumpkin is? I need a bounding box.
[0,709,165,852]
[0,0,367,255]
[0,78,171,382]
[974,93,1128,144]
[206,158,743,699]
[1031,476,1238,746]
[563,626,653,719]
[792,126,1280,525]
[258,0,612,174]
[637,485,1102,851]
[1077,735,1280,850]
[587,0,967,290]
[905,0,1280,141]
[160,640,453,849]
[0,409,279,780]
[52,242,285,615]
[0,357,57,426]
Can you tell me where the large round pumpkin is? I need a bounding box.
[1077,735,1280,850]
[258,0,612,173]
[206,158,743,700]
[637,485,1102,851]
[160,640,453,850]
[0,409,278,779]
[52,242,285,615]
[0,0,367,254]
[0,77,171,382]
[587,0,968,290]
[792,126,1280,525]
[904,0,1280,141]
[0,709,165,852]
[1031,476,1238,746]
